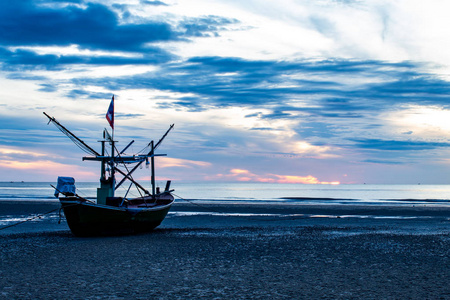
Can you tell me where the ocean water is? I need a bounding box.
[1,181,450,230]
[1,181,450,206]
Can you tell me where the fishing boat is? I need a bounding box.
[44,97,175,236]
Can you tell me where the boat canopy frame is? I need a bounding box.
[44,112,174,200]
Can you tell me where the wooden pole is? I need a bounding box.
[151,141,156,199]
[111,129,115,197]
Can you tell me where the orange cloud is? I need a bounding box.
[230,169,251,174]
[274,175,322,184]
[274,175,340,184]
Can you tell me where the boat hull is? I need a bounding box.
[60,196,174,236]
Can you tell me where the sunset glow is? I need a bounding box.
[212,169,340,184]
[0,160,96,180]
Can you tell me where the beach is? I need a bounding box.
[1,201,450,299]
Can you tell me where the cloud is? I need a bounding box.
[211,168,339,184]
[99,57,450,115]
[178,16,240,37]
[273,175,340,185]
[141,0,169,6]
[0,47,175,71]
[350,138,450,151]
[0,147,46,158]
[0,1,173,51]
[0,1,239,71]
[158,157,211,168]
[363,159,404,165]
[0,159,96,179]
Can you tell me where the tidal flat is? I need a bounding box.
[1,202,450,299]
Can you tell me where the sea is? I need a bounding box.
[1,181,450,206]
[1,181,450,232]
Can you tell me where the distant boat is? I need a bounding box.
[44,101,175,236]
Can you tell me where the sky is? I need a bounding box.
[1,0,450,184]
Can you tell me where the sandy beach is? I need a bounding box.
[1,201,450,299]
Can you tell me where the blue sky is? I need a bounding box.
[1,0,450,184]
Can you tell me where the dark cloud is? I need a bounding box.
[178,16,239,37]
[351,138,450,151]
[361,76,450,107]
[38,83,58,92]
[260,111,294,119]
[66,89,113,100]
[294,122,335,139]
[92,56,450,112]
[0,1,237,70]
[363,159,405,165]
[250,127,273,131]
[108,57,347,109]
[0,1,173,51]
[0,47,174,71]
[115,113,146,119]
[141,0,169,6]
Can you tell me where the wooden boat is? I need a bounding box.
[58,193,174,236]
[43,101,175,236]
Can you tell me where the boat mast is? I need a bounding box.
[96,129,116,204]
[100,136,106,181]
[110,129,115,198]
[150,141,156,198]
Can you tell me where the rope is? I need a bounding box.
[0,201,85,232]
[50,120,98,156]
[0,208,60,231]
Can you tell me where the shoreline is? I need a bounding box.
[2,199,450,219]
[1,200,449,235]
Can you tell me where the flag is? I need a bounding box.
[106,95,114,129]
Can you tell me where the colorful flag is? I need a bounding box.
[106,95,114,129]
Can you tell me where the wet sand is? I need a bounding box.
[1,201,450,298]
